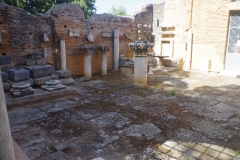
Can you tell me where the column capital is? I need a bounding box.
[98,46,110,54]
[129,40,154,57]
[80,45,95,56]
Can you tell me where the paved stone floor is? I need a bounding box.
[6,68,240,160]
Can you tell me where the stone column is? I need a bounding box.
[99,46,110,75]
[114,29,119,70]
[170,39,174,57]
[84,53,91,78]
[184,29,193,71]
[0,70,15,160]
[129,40,154,86]
[60,38,66,70]
[155,39,162,68]
[80,45,95,78]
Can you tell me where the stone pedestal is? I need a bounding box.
[0,70,15,160]
[99,46,110,75]
[148,64,153,75]
[60,38,66,70]
[134,57,148,86]
[41,80,65,91]
[80,45,95,78]
[129,40,154,86]
[10,83,34,97]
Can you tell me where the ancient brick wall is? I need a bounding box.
[0,3,53,65]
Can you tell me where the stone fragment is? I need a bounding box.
[26,65,55,79]
[34,76,51,86]
[10,83,34,97]
[6,68,29,82]
[124,32,133,40]
[68,29,80,37]
[60,77,75,85]
[3,82,10,91]
[25,58,46,65]
[0,64,15,72]
[1,72,8,82]
[0,55,12,65]
[55,70,71,78]
[54,143,67,151]
[50,75,59,80]
[101,31,111,37]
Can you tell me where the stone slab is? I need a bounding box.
[0,55,12,65]
[1,72,8,82]
[55,70,71,78]
[59,77,75,85]
[26,65,55,79]
[41,84,65,92]
[6,68,29,82]
[34,76,51,86]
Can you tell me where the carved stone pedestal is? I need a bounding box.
[10,83,34,97]
[129,40,154,86]
[41,80,65,91]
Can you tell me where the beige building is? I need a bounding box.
[151,0,240,72]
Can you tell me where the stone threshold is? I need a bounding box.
[6,87,77,109]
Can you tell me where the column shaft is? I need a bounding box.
[101,53,107,75]
[84,55,91,77]
[60,39,66,70]
[134,57,148,86]
[184,29,193,71]
[114,29,119,70]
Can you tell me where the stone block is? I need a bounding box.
[1,72,8,82]
[0,56,12,65]
[28,52,43,59]
[163,57,183,69]
[55,70,71,78]
[8,79,34,87]
[3,82,10,91]
[26,65,55,79]
[6,68,30,82]
[25,59,36,66]
[60,77,75,85]
[0,64,15,72]
[121,67,134,75]
[101,31,112,37]
[36,59,46,65]
[34,76,51,86]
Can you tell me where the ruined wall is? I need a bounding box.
[0,3,53,65]
[134,4,153,42]
[0,3,136,75]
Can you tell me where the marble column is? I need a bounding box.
[60,38,66,70]
[99,46,110,75]
[80,45,95,78]
[0,70,15,160]
[184,29,193,71]
[114,29,119,70]
[129,40,154,86]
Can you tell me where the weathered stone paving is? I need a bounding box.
[7,69,240,159]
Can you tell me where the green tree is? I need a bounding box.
[108,5,126,16]
[3,0,96,18]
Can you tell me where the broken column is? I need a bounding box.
[0,70,15,160]
[114,29,119,70]
[55,70,75,85]
[60,38,66,70]
[80,45,95,78]
[99,46,110,75]
[184,29,193,71]
[129,40,153,86]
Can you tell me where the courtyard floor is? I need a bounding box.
[6,68,240,160]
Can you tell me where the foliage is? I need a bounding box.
[108,5,126,16]
[170,90,176,96]
[236,150,240,156]
[3,0,96,18]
